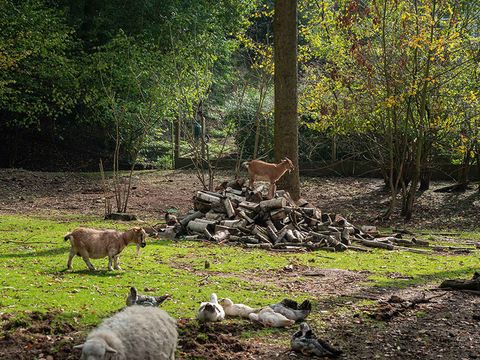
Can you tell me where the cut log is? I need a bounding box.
[221,219,247,228]
[276,226,289,242]
[293,229,305,241]
[201,190,225,198]
[356,238,395,250]
[238,210,255,224]
[260,197,286,211]
[196,191,222,203]
[265,220,279,243]
[193,199,211,212]
[223,198,235,218]
[180,211,204,226]
[412,238,430,247]
[300,208,320,218]
[205,211,225,221]
[214,224,239,235]
[240,236,260,244]
[390,238,415,247]
[270,208,288,221]
[187,220,211,233]
[213,230,230,242]
[361,225,378,235]
[225,187,244,195]
[225,192,246,203]
[341,228,351,245]
[203,228,213,240]
[238,201,261,212]
[439,272,480,291]
[285,229,299,243]
[194,218,217,225]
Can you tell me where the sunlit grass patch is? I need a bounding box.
[0,215,479,332]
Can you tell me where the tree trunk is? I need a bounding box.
[419,165,431,191]
[274,0,300,200]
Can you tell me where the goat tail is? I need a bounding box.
[64,233,72,242]
[242,161,250,169]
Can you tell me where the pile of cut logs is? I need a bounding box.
[168,179,469,253]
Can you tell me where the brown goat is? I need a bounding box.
[64,227,146,271]
[243,157,295,198]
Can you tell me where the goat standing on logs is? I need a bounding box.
[243,158,295,198]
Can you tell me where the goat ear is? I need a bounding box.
[73,344,84,350]
[105,345,117,353]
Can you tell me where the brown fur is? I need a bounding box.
[243,158,295,198]
[64,227,146,271]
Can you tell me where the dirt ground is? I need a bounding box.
[0,168,479,229]
[0,169,479,359]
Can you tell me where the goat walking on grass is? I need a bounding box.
[243,157,295,198]
[64,227,147,271]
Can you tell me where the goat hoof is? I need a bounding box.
[114,266,122,270]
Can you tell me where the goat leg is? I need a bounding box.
[82,256,96,271]
[114,255,122,270]
[67,249,75,269]
[249,175,255,188]
[268,182,276,199]
[108,256,114,271]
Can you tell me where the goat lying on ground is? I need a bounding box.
[64,227,147,271]
[243,157,295,198]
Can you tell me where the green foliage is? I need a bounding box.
[0,0,79,127]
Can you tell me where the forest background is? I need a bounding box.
[1,0,479,219]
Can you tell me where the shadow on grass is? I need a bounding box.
[0,247,67,259]
[57,268,124,277]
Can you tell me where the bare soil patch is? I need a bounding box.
[1,169,479,229]
[0,311,81,360]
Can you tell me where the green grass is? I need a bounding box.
[0,215,479,330]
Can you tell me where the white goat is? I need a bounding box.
[243,158,295,198]
[74,305,177,360]
[64,227,147,271]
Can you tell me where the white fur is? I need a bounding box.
[74,305,177,360]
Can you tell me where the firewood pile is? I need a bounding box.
[164,179,469,253]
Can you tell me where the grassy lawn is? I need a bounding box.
[0,215,479,332]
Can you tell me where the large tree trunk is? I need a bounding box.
[274,0,300,200]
